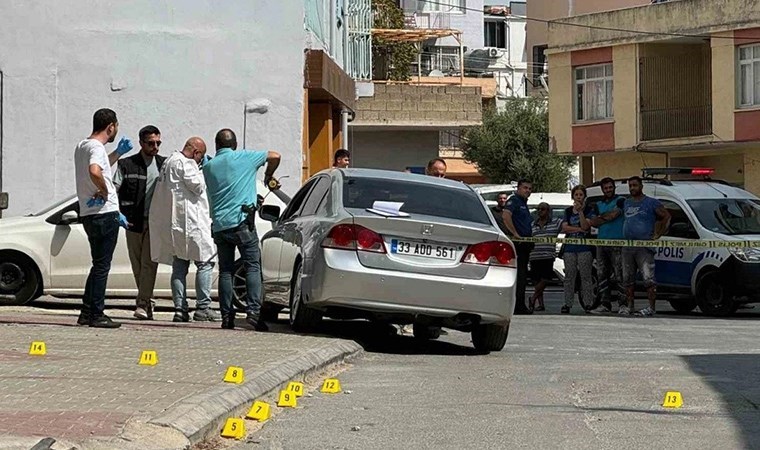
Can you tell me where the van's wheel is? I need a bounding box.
[471,323,510,353]
[696,271,735,317]
[412,323,441,340]
[0,253,41,306]
[289,263,322,331]
[668,299,697,314]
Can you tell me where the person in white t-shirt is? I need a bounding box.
[74,108,134,328]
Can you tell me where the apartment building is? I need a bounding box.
[546,0,760,193]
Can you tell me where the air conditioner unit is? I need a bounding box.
[488,48,500,58]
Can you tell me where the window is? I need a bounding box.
[417,0,464,13]
[281,179,318,221]
[574,64,613,122]
[439,129,462,150]
[687,198,760,235]
[300,176,331,217]
[484,20,506,49]
[343,177,492,225]
[738,44,760,107]
[532,45,548,86]
[661,200,699,239]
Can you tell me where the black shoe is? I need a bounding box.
[77,312,91,326]
[221,315,235,330]
[89,315,122,329]
[560,305,571,314]
[246,314,269,332]
[173,311,190,323]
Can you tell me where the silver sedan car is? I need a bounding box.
[258,168,517,352]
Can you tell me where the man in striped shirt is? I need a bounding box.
[528,202,562,311]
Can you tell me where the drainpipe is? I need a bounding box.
[341,109,350,150]
[0,71,4,218]
[330,0,337,56]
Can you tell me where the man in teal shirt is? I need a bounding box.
[203,128,281,330]
[589,177,626,313]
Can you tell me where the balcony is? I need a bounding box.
[639,44,712,141]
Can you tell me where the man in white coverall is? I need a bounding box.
[149,137,220,322]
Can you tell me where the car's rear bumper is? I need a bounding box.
[305,249,516,324]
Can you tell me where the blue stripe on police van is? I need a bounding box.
[655,260,692,287]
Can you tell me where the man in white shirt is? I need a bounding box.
[74,108,133,328]
[149,137,220,322]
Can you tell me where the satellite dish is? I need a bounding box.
[428,69,445,77]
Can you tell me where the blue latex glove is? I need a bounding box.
[116,137,133,155]
[118,212,131,229]
[86,196,106,208]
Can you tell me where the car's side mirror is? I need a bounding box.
[59,210,79,226]
[259,205,281,222]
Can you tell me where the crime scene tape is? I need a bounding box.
[511,236,760,249]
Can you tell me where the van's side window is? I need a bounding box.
[661,200,699,239]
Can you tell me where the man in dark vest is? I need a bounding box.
[113,125,166,320]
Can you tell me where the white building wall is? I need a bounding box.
[350,129,440,171]
[0,0,305,216]
[443,0,485,51]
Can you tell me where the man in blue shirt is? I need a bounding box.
[621,176,670,317]
[502,179,534,315]
[589,177,626,314]
[203,129,281,330]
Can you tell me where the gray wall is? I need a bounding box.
[350,129,440,171]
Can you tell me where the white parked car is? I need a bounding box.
[0,180,287,306]
[473,183,518,207]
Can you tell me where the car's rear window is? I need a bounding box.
[343,177,492,225]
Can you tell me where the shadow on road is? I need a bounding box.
[681,354,760,449]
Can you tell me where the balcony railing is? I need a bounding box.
[640,50,712,141]
[640,106,712,141]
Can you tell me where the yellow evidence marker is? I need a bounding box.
[246,401,271,422]
[278,389,298,408]
[29,341,46,356]
[220,417,245,439]
[287,381,304,397]
[224,366,244,384]
[662,391,684,408]
[138,350,158,365]
[321,378,342,394]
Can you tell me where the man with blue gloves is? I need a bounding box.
[74,108,134,328]
[113,125,166,320]
[203,128,281,330]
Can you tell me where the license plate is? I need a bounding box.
[390,239,458,260]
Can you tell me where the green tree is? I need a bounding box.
[372,0,416,81]
[462,98,575,192]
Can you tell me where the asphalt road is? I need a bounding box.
[224,289,760,450]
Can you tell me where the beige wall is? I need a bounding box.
[527,0,647,91]
[593,151,666,181]
[743,147,760,194]
[612,44,638,149]
[712,31,736,142]
[548,0,760,53]
[548,52,572,154]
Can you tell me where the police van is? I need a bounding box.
[586,168,760,317]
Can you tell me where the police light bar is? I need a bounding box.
[642,167,715,177]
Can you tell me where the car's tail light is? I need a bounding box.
[461,241,515,267]
[322,224,386,253]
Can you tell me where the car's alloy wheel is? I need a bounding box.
[231,262,267,313]
[0,254,40,306]
[289,263,321,331]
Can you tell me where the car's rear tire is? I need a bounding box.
[289,263,322,331]
[412,323,441,340]
[669,299,697,314]
[472,323,510,353]
[0,253,41,306]
[696,271,735,317]
[260,304,283,322]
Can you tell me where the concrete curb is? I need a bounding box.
[82,339,362,450]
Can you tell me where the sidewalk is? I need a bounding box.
[0,302,361,450]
